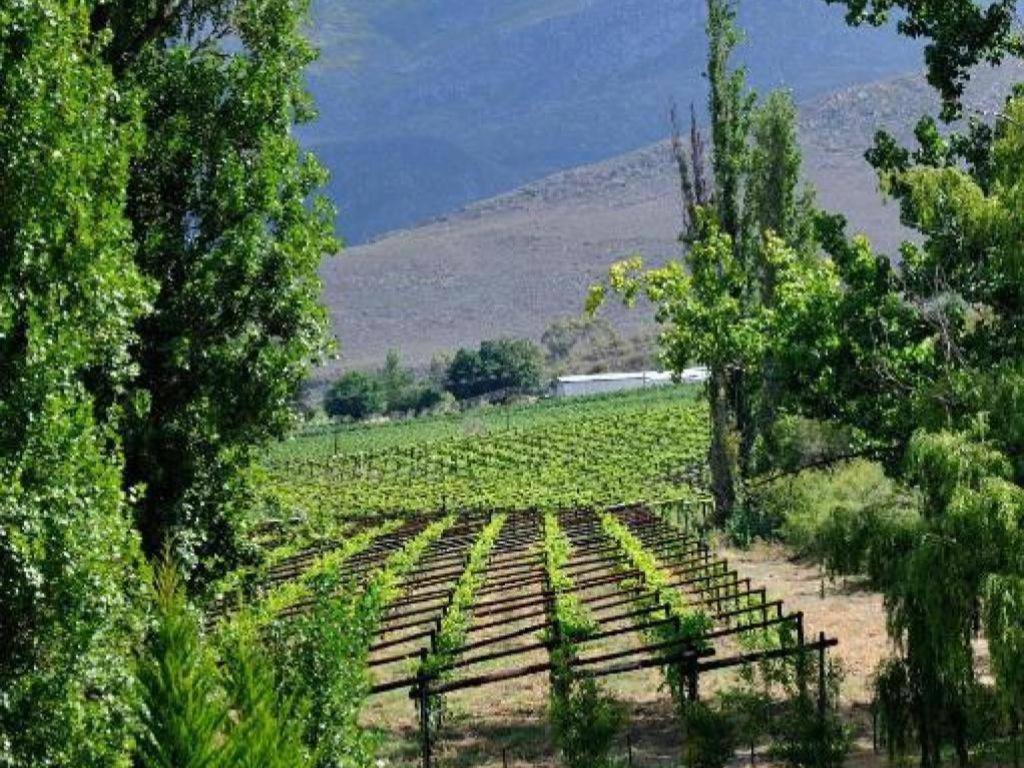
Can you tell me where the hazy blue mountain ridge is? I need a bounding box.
[302,0,923,242]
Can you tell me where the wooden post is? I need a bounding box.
[417,649,432,768]
[818,632,827,720]
[796,612,807,697]
[686,655,699,702]
[627,732,633,766]
[872,701,878,754]
[502,747,508,768]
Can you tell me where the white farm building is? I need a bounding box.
[554,367,708,398]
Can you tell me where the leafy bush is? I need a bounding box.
[549,670,624,768]
[445,338,543,400]
[265,592,380,767]
[754,416,858,474]
[769,697,850,768]
[324,352,448,421]
[769,658,850,768]
[680,700,738,768]
[389,383,447,415]
[753,460,916,571]
[324,372,386,420]
[377,350,415,411]
[137,562,225,767]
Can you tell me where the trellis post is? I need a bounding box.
[817,631,827,720]
[686,654,699,702]
[417,648,432,768]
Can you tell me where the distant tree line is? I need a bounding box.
[324,338,544,421]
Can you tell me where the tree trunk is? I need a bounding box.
[732,368,757,476]
[1013,711,1021,768]
[709,366,737,524]
[952,704,970,768]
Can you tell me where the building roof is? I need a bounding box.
[556,367,708,385]
[556,371,674,384]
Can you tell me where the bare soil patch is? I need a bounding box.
[718,539,890,768]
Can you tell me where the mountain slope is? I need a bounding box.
[318,63,1023,374]
[303,0,925,242]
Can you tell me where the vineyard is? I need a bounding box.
[211,389,841,767]
[261,388,710,529]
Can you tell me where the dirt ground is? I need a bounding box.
[718,539,890,768]
[367,537,894,768]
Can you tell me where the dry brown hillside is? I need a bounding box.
[320,63,1023,374]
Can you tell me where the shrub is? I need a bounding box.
[389,383,446,415]
[680,700,738,768]
[324,372,385,420]
[446,338,543,400]
[769,697,850,768]
[752,459,914,567]
[754,416,858,475]
[137,561,311,768]
[769,658,850,768]
[137,562,225,768]
[550,671,624,768]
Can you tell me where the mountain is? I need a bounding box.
[317,62,1024,374]
[302,0,926,243]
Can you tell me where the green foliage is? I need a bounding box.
[600,510,713,704]
[267,390,709,521]
[543,512,596,641]
[873,658,916,762]
[769,696,850,768]
[138,562,226,768]
[600,511,711,642]
[264,515,453,767]
[985,574,1024,720]
[424,513,507,677]
[378,350,415,410]
[219,622,311,768]
[549,672,624,768]
[840,430,1024,766]
[756,459,914,568]
[138,560,314,768]
[591,0,838,521]
[445,338,544,400]
[822,0,1023,120]
[542,512,621,768]
[0,1,148,762]
[754,416,859,475]
[324,371,386,421]
[323,352,446,422]
[115,0,338,584]
[680,700,738,768]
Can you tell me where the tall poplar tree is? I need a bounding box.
[591,0,824,520]
[96,0,338,584]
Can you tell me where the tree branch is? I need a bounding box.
[744,444,899,490]
[108,0,187,74]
